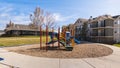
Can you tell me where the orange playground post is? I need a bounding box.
[40,25,42,50]
[46,25,48,51]
[52,27,54,47]
[58,27,60,48]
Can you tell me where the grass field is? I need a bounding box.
[0,36,49,47]
[113,44,120,47]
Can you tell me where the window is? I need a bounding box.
[118,20,120,24]
[80,26,83,29]
[101,21,105,27]
[115,20,120,24]
[115,22,117,24]
[88,24,90,28]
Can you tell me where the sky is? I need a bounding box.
[0,0,120,30]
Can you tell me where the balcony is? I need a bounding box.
[90,22,98,28]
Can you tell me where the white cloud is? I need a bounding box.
[106,0,120,4]
[102,0,120,15]
[103,0,120,8]
[0,6,31,30]
[53,13,65,22]
[0,7,13,13]
[53,13,76,22]
[12,13,30,24]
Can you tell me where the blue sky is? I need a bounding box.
[0,0,120,30]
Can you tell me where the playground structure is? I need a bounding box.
[40,25,80,51]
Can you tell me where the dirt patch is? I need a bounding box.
[4,43,113,58]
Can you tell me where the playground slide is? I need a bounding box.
[47,40,66,46]
[47,38,80,45]
[74,38,80,44]
[59,41,66,46]
[46,41,57,45]
[59,41,73,51]
[0,58,4,61]
[47,40,66,47]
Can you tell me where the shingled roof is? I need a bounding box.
[112,15,120,19]
[90,15,114,23]
[74,18,88,24]
[74,18,88,26]
[5,21,39,31]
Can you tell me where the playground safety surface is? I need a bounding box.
[4,43,113,58]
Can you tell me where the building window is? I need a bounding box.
[88,24,90,28]
[80,26,83,29]
[115,31,117,33]
[118,20,120,24]
[115,20,120,24]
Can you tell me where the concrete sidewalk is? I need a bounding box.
[0,43,120,68]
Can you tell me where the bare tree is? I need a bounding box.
[44,12,56,29]
[30,7,56,30]
[30,7,44,27]
[30,7,44,35]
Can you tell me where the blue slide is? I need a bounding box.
[0,58,4,61]
[74,38,80,44]
[46,41,57,45]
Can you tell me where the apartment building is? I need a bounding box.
[74,15,120,44]
[61,24,75,34]
[74,18,87,40]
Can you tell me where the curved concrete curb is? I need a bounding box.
[0,43,120,68]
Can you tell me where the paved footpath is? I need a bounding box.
[0,43,120,68]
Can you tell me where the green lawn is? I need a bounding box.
[113,44,120,47]
[0,36,50,47]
